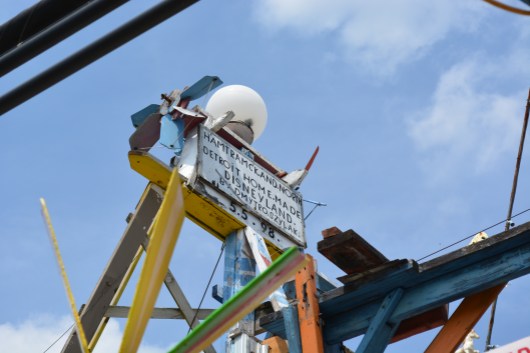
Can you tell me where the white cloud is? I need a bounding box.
[0,315,167,353]
[407,52,528,183]
[253,0,483,73]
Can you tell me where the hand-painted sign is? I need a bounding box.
[197,126,305,246]
[489,336,530,353]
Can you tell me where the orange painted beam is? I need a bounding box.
[262,337,289,353]
[296,255,325,353]
[425,284,505,353]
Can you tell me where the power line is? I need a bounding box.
[42,324,74,353]
[188,243,226,332]
[0,0,199,116]
[417,207,530,262]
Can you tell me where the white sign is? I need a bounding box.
[197,126,305,245]
[489,336,530,353]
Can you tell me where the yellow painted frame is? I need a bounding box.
[119,167,185,353]
[128,151,283,259]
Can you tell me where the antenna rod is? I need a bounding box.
[485,87,530,351]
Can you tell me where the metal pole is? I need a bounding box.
[485,88,530,351]
[0,0,199,117]
[0,0,128,77]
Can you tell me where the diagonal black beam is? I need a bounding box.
[0,0,91,56]
[0,0,129,77]
[0,0,199,117]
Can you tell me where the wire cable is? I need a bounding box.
[417,207,530,262]
[42,324,74,353]
[188,242,226,332]
[485,88,530,351]
[481,0,530,15]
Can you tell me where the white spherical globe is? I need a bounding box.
[205,85,268,141]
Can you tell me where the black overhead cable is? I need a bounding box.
[0,0,200,117]
[416,207,530,262]
[42,323,74,353]
[0,0,91,56]
[188,243,226,333]
[0,0,129,77]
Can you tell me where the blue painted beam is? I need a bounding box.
[356,288,404,353]
[282,306,302,353]
[223,231,256,333]
[321,222,530,344]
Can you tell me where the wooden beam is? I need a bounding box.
[262,336,289,353]
[120,167,185,353]
[282,306,302,353]
[141,233,217,353]
[320,222,530,342]
[106,306,213,320]
[41,199,90,353]
[223,231,257,334]
[391,305,448,343]
[62,184,162,353]
[425,284,504,353]
[318,227,447,341]
[356,288,404,353]
[318,229,388,276]
[296,255,325,353]
[261,222,530,345]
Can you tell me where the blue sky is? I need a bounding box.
[1,1,530,352]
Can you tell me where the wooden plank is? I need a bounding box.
[40,199,90,353]
[106,306,213,320]
[89,247,144,350]
[356,288,404,353]
[390,305,447,343]
[425,284,504,353]
[260,222,530,345]
[283,306,302,353]
[318,229,388,275]
[62,184,162,353]
[223,231,257,334]
[319,226,447,343]
[259,292,448,345]
[321,223,530,344]
[141,234,215,329]
[296,254,325,353]
[262,336,289,353]
[120,167,185,353]
[321,227,342,239]
[258,310,287,339]
[143,233,217,353]
[338,259,411,285]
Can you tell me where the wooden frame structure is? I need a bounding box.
[260,222,530,353]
